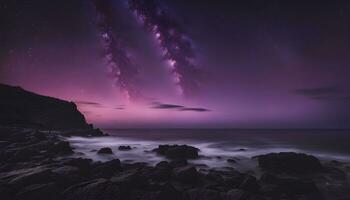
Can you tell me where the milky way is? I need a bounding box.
[92,0,140,100]
[129,0,202,97]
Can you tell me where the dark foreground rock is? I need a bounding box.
[152,144,199,159]
[1,127,350,200]
[255,152,324,174]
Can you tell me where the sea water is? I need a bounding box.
[67,129,350,173]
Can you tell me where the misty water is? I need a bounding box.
[67,129,350,174]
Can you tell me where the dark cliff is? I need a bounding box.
[0,83,91,130]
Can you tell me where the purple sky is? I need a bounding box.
[1,0,350,128]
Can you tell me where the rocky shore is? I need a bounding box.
[0,84,349,200]
[0,126,349,200]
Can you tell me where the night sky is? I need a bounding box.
[1,0,350,128]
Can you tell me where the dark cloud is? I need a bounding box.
[75,101,103,107]
[180,107,210,112]
[151,102,184,109]
[294,86,339,97]
[150,101,209,112]
[293,86,349,101]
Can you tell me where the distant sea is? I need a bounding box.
[67,129,350,173]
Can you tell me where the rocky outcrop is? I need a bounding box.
[97,147,113,155]
[254,152,324,174]
[118,145,132,151]
[0,83,91,131]
[152,144,199,159]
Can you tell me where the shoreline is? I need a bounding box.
[1,126,350,200]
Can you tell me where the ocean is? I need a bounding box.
[67,129,350,174]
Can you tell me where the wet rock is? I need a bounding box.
[10,148,38,162]
[153,183,183,200]
[239,175,259,192]
[0,184,15,200]
[91,159,122,178]
[187,188,221,200]
[223,189,247,200]
[16,182,60,200]
[52,166,81,185]
[227,159,236,164]
[173,166,199,184]
[259,173,321,197]
[151,162,172,181]
[156,161,171,169]
[48,141,74,155]
[153,145,199,159]
[118,145,132,151]
[255,152,323,174]
[97,147,113,154]
[4,166,55,187]
[169,159,188,167]
[64,158,92,173]
[63,178,121,200]
[237,148,246,151]
[111,169,147,188]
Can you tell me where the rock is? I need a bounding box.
[259,173,321,197]
[156,161,172,169]
[64,158,92,173]
[0,83,91,130]
[0,184,15,200]
[223,189,247,200]
[153,144,199,159]
[52,166,81,185]
[151,161,172,181]
[63,178,121,200]
[15,182,60,200]
[169,159,188,167]
[239,175,259,192]
[10,148,38,162]
[227,159,236,164]
[118,145,132,151]
[237,148,246,151]
[97,147,113,154]
[187,188,221,200]
[255,152,323,174]
[152,183,183,200]
[173,166,199,184]
[111,170,147,188]
[48,141,74,155]
[4,166,55,187]
[91,159,122,178]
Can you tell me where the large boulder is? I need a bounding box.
[255,152,324,174]
[153,145,199,159]
[97,147,113,155]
